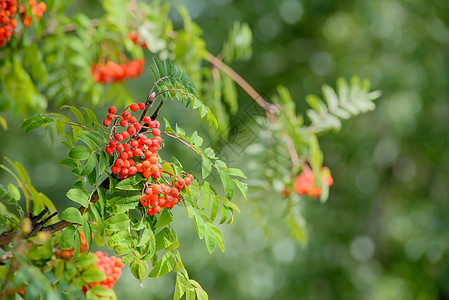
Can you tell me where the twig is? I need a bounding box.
[0,178,110,246]
[150,100,164,120]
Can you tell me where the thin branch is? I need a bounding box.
[150,100,164,120]
[161,132,216,168]
[0,178,110,246]
[204,52,277,120]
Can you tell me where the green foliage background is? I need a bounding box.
[1,0,448,299]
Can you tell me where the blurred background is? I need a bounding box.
[2,0,449,299]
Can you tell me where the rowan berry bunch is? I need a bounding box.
[55,232,88,260]
[19,0,46,27]
[0,0,18,46]
[128,31,147,49]
[293,165,333,198]
[103,103,194,216]
[88,252,124,290]
[90,59,144,83]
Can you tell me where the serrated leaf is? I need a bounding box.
[81,270,107,284]
[69,146,90,160]
[59,225,76,250]
[107,231,131,247]
[81,154,96,176]
[61,105,86,126]
[66,188,89,207]
[155,228,174,251]
[174,272,188,300]
[155,209,174,228]
[7,184,20,200]
[61,207,83,224]
[200,182,210,210]
[227,168,246,179]
[149,251,175,278]
[194,213,206,239]
[234,179,247,200]
[204,225,216,253]
[104,213,129,231]
[136,228,152,247]
[82,218,92,251]
[209,195,219,221]
[115,175,144,190]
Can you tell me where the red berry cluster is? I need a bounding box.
[103,104,194,216]
[19,0,46,28]
[55,232,88,260]
[91,59,144,83]
[0,0,17,47]
[293,165,333,198]
[88,251,124,289]
[140,173,193,216]
[128,31,147,49]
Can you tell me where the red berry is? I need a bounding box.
[115,159,124,167]
[115,144,124,152]
[121,131,130,140]
[109,106,117,114]
[129,166,137,175]
[129,116,137,124]
[153,206,161,213]
[134,148,143,157]
[140,195,150,206]
[130,103,139,112]
[106,147,114,154]
[120,119,129,127]
[142,169,151,178]
[111,165,121,174]
[131,140,139,149]
[109,140,117,147]
[122,111,131,120]
[127,126,136,135]
[138,102,145,110]
[103,119,111,127]
[152,128,160,136]
[120,152,128,160]
[107,113,115,120]
[134,122,142,131]
[143,116,151,124]
[115,134,123,142]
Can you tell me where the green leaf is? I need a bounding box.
[155,228,174,251]
[191,212,205,240]
[155,209,174,228]
[104,213,129,231]
[75,253,98,269]
[227,168,246,179]
[136,228,152,247]
[61,105,86,126]
[81,154,96,176]
[107,231,131,247]
[7,184,20,200]
[234,179,247,200]
[81,270,107,284]
[98,151,108,174]
[73,229,81,259]
[149,251,176,278]
[130,260,149,281]
[201,155,212,179]
[61,207,83,224]
[204,225,216,253]
[174,272,188,300]
[90,202,104,236]
[219,204,228,224]
[200,182,210,210]
[60,158,78,168]
[66,188,89,207]
[59,225,76,250]
[209,195,219,221]
[69,146,90,160]
[162,162,175,175]
[215,164,234,200]
[116,175,145,190]
[220,197,241,214]
[82,218,92,251]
